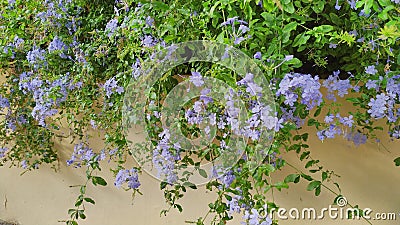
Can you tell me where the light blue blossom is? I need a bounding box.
[254,52,262,60]
[103,77,124,98]
[367,93,388,119]
[0,95,10,109]
[189,71,204,87]
[105,18,118,37]
[27,46,46,68]
[0,147,8,158]
[115,168,141,189]
[365,65,378,75]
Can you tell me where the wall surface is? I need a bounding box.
[1,98,400,225]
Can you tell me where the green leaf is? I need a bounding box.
[283,2,295,13]
[394,157,400,166]
[84,197,95,205]
[160,181,168,189]
[283,21,298,33]
[80,186,86,194]
[68,209,77,215]
[263,0,275,12]
[152,1,169,11]
[397,53,400,65]
[312,1,325,13]
[75,199,83,207]
[300,151,310,161]
[307,181,321,191]
[378,5,394,20]
[363,0,373,15]
[315,185,322,196]
[92,176,107,186]
[282,21,298,43]
[175,204,183,212]
[301,174,313,181]
[183,181,197,189]
[329,13,341,25]
[198,168,208,178]
[314,106,322,117]
[322,171,328,181]
[284,174,300,183]
[313,25,334,33]
[79,213,86,220]
[273,181,289,191]
[66,221,78,225]
[307,118,316,126]
[293,33,310,47]
[378,0,391,6]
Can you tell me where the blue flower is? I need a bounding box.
[222,170,235,187]
[365,80,378,90]
[226,193,242,216]
[238,24,250,34]
[145,16,154,27]
[277,73,323,110]
[324,114,335,123]
[367,93,388,118]
[21,160,28,169]
[13,35,24,49]
[254,52,262,60]
[329,43,338,48]
[103,77,124,98]
[152,129,179,184]
[339,115,354,127]
[234,37,246,45]
[322,70,352,101]
[365,65,378,75]
[242,207,272,225]
[345,131,367,146]
[67,143,106,167]
[200,88,213,105]
[48,36,67,52]
[115,168,141,189]
[142,35,157,47]
[335,0,341,10]
[347,0,357,9]
[221,17,241,26]
[189,71,204,87]
[0,95,10,109]
[0,147,8,158]
[105,18,118,37]
[27,46,46,68]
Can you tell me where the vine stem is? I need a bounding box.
[285,161,373,225]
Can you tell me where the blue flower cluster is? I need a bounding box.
[277,73,323,110]
[242,208,272,225]
[221,17,251,45]
[322,70,352,101]
[67,143,106,167]
[0,147,8,158]
[103,77,124,99]
[152,128,179,184]
[114,168,141,189]
[19,72,81,126]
